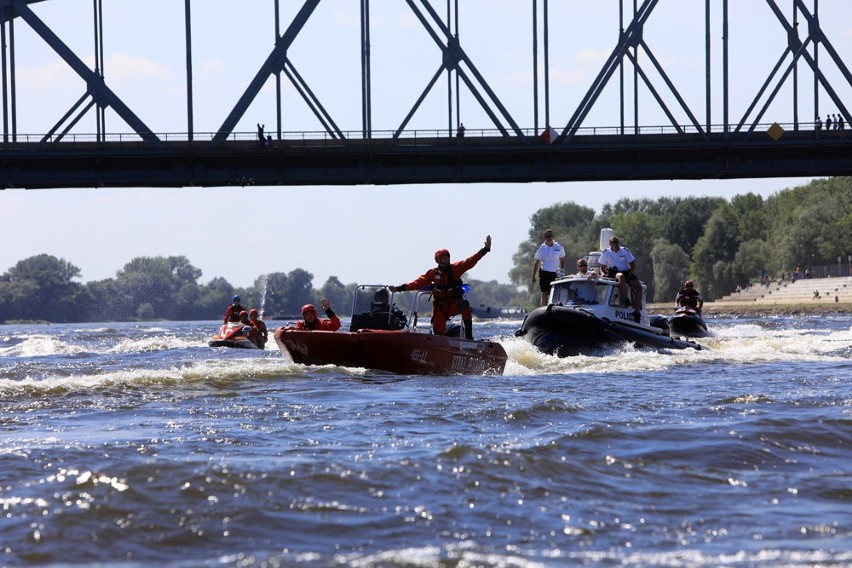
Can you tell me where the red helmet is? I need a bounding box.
[249,308,259,317]
[685,280,694,287]
[434,248,450,263]
[239,310,248,317]
[301,304,317,316]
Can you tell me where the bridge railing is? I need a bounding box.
[1,121,841,149]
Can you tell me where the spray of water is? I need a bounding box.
[257,274,269,317]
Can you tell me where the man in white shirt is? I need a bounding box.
[598,235,643,320]
[531,229,566,306]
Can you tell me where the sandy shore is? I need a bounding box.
[646,302,852,316]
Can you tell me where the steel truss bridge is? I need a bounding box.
[0,0,850,189]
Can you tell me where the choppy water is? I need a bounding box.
[1,315,849,567]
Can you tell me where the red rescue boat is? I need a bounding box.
[273,285,507,376]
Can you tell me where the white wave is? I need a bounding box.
[0,357,306,396]
[711,323,765,338]
[499,336,700,376]
[0,335,86,358]
[498,320,850,375]
[106,336,202,353]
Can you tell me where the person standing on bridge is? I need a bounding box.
[389,236,491,340]
[531,229,566,306]
[257,123,266,147]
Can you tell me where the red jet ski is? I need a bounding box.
[209,322,259,349]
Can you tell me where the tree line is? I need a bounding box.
[0,254,530,324]
[2,177,848,323]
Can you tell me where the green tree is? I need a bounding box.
[691,206,742,298]
[113,256,203,320]
[196,276,235,320]
[1,255,86,322]
[732,239,775,286]
[263,272,291,316]
[650,239,690,303]
[662,196,726,253]
[286,269,316,312]
[320,276,349,313]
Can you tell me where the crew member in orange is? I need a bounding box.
[237,310,259,343]
[248,308,268,348]
[223,295,246,324]
[293,298,341,331]
[389,235,491,339]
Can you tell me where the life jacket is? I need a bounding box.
[678,289,700,308]
[431,265,465,302]
[226,304,245,322]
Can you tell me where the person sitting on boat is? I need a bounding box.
[389,235,491,340]
[598,235,643,321]
[368,289,407,330]
[238,310,260,343]
[574,258,598,279]
[224,295,247,324]
[675,280,703,314]
[248,308,268,348]
[294,298,341,331]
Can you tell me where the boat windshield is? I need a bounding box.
[349,285,408,331]
[551,280,605,305]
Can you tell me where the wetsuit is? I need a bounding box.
[397,246,489,338]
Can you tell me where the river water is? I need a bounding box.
[1,315,849,567]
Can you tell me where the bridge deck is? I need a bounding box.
[1,129,849,189]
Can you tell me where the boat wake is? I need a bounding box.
[498,320,851,375]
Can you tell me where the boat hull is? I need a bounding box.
[517,305,700,357]
[208,338,258,349]
[667,308,709,338]
[274,327,507,375]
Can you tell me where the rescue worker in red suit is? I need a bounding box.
[223,295,246,324]
[389,235,491,339]
[293,298,341,331]
[238,310,259,344]
[675,280,704,314]
[248,308,268,349]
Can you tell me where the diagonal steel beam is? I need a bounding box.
[212,0,321,145]
[625,50,682,134]
[283,60,344,139]
[638,39,704,135]
[560,0,660,142]
[788,0,852,122]
[11,0,160,143]
[403,0,524,139]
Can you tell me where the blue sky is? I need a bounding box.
[3,1,849,288]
